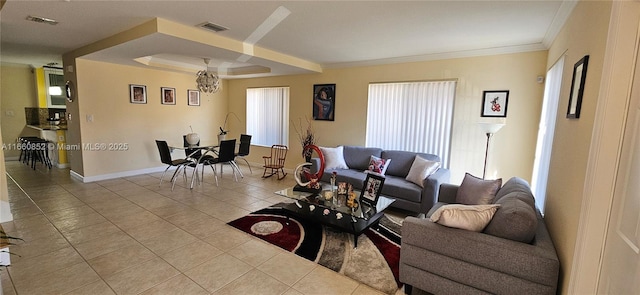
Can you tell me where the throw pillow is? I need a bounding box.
[319,146,349,170]
[365,155,391,175]
[429,204,501,232]
[405,155,440,188]
[455,173,502,205]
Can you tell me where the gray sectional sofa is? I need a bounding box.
[310,145,450,214]
[399,177,559,294]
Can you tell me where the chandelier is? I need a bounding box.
[196,58,220,93]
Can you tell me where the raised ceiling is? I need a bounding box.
[0,0,575,78]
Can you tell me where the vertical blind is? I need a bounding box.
[366,81,456,168]
[246,87,290,147]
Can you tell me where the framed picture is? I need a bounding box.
[187,89,200,106]
[313,83,335,121]
[481,90,509,117]
[161,87,176,105]
[360,173,385,207]
[567,55,589,119]
[129,84,147,104]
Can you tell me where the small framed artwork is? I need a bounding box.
[129,84,147,104]
[567,55,589,119]
[161,87,176,105]
[360,173,385,207]
[481,90,509,117]
[313,83,335,121]
[187,89,200,106]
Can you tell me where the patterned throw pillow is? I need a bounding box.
[365,155,391,175]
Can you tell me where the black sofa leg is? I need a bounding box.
[404,284,413,295]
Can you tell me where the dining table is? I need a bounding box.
[169,143,219,189]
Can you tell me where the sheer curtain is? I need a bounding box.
[246,87,290,147]
[531,56,564,214]
[366,81,456,168]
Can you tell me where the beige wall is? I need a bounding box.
[71,59,227,178]
[544,0,612,293]
[228,51,547,184]
[1,63,39,159]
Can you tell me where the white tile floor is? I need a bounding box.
[1,161,410,295]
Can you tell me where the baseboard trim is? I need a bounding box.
[70,166,167,183]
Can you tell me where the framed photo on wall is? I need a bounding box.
[187,89,200,106]
[481,90,509,117]
[360,173,385,207]
[567,55,589,119]
[161,87,176,105]
[129,84,147,104]
[313,84,335,121]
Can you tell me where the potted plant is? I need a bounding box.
[219,112,240,143]
[1,229,23,267]
[293,117,316,161]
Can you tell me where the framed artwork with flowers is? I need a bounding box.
[481,90,509,117]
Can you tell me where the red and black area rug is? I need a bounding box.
[228,206,403,294]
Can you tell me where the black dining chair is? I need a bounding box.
[155,140,194,190]
[235,134,252,174]
[183,135,216,189]
[202,139,241,185]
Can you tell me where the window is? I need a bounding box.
[246,87,290,147]
[366,81,456,168]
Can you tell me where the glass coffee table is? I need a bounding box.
[274,185,395,248]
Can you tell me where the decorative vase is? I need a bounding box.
[217,134,226,144]
[186,133,200,145]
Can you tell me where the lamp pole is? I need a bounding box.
[483,132,493,179]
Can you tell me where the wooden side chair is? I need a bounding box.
[262,144,288,179]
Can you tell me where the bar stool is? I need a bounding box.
[19,137,52,169]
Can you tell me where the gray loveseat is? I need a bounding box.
[400,177,559,294]
[311,145,450,214]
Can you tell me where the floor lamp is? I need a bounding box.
[478,123,505,179]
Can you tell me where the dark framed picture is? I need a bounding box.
[129,84,147,104]
[567,55,589,119]
[481,90,509,117]
[360,173,385,207]
[187,89,200,106]
[161,87,176,105]
[313,84,335,121]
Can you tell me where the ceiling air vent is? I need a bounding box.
[198,22,228,33]
[26,15,59,25]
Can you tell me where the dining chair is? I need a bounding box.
[234,134,252,174]
[183,135,217,187]
[202,139,241,185]
[262,144,288,179]
[155,140,194,190]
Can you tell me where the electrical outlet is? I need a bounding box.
[86,114,93,122]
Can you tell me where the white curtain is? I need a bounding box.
[246,87,290,147]
[531,56,565,214]
[366,81,456,168]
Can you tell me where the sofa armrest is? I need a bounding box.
[438,183,459,203]
[419,168,450,212]
[401,216,559,287]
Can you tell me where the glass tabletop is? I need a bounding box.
[274,184,394,221]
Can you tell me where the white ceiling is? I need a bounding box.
[0,0,575,78]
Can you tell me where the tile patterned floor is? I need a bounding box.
[1,161,402,295]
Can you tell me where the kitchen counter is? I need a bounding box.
[27,124,68,131]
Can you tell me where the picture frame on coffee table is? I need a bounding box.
[360,173,385,207]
